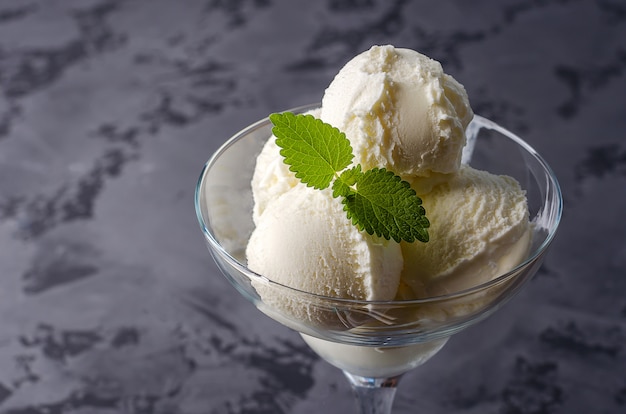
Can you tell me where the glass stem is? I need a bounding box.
[344,372,402,414]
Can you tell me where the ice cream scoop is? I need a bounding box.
[320,45,473,179]
[246,184,403,326]
[247,184,403,300]
[251,108,320,224]
[398,165,530,299]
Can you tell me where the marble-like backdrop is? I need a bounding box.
[0,1,624,413]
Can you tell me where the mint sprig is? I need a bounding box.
[269,112,429,243]
[271,112,353,189]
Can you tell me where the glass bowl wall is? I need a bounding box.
[194,104,562,347]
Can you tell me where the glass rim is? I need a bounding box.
[194,103,563,306]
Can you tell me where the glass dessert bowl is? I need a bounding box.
[194,103,562,413]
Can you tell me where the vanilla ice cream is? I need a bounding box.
[250,132,300,224]
[399,165,530,299]
[251,45,474,224]
[247,184,403,326]
[246,44,529,326]
[301,334,449,378]
[239,44,534,377]
[251,108,320,223]
[320,45,473,179]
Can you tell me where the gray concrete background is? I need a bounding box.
[0,1,624,413]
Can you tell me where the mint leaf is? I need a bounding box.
[269,112,429,243]
[270,112,353,190]
[340,168,429,243]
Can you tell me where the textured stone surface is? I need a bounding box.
[0,0,624,413]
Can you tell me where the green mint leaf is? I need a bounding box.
[340,168,430,243]
[269,112,429,243]
[270,112,353,190]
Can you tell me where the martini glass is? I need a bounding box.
[194,103,562,413]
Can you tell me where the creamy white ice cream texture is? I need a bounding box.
[320,45,473,179]
[251,108,320,224]
[246,44,529,319]
[247,185,403,302]
[399,165,530,298]
[251,44,474,223]
[242,44,532,376]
